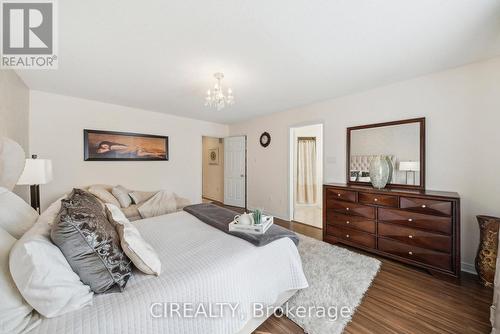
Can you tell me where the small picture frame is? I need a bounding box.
[208,148,219,165]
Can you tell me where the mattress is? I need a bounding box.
[29,211,308,334]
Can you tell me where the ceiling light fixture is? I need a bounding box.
[205,72,234,111]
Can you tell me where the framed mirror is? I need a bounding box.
[347,118,425,190]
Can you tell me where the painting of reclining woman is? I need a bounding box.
[84,129,168,161]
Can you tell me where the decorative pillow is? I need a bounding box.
[10,219,93,318]
[87,185,121,207]
[174,194,191,211]
[0,226,40,334]
[0,137,26,191]
[138,190,177,218]
[0,187,39,239]
[51,189,132,293]
[121,204,141,220]
[106,204,161,276]
[112,185,132,208]
[129,190,157,205]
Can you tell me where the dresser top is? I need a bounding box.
[324,183,460,199]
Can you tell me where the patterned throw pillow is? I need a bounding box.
[51,189,132,293]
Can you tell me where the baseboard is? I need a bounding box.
[461,262,477,275]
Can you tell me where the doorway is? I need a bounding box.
[202,136,246,208]
[202,136,225,204]
[289,124,323,228]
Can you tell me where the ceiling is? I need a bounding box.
[18,0,500,124]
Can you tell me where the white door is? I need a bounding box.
[224,136,246,207]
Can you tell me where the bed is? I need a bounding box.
[28,210,308,334]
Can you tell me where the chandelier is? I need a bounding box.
[205,72,235,111]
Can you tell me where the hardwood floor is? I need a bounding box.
[216,203,493,334]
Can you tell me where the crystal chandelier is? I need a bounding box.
[205,72,234,111]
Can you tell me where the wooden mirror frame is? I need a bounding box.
[346,117,426,191]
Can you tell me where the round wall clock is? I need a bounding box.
[259,132,271,148]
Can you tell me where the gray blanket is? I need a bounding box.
[184,203,299,246]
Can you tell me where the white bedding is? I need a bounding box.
[29,211,308,334]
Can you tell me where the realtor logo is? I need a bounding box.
[1,0,57,69]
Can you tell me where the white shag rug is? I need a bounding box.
[286,234,381,334]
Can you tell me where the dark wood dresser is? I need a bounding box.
[323,183,461,278]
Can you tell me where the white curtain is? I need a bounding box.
[296,138,317,205]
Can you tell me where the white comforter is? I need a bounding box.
[29,211,308,334]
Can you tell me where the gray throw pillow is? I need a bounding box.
[51,189,132,294]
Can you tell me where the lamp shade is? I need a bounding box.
[17,159,53,185]
[399,161,420,172]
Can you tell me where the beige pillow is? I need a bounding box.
[88,185,120,207]
[129,191,157,205]
[137,191,177,219]
[121,204,140,219]
[112,185,132,208]
[105,204,161,276]
[174,194,191,210]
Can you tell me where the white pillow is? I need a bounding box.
[112,185,132,208]
[0,226,40,334]
[0,137,26,191]
[9,218,94,318]
[0,187,39,239]
[37,195,66,226]
[106,204,161,276]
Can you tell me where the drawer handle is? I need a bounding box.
[374,198,378,202]
[421,204,427,208]
[408,251,413,255]
[346,207,350,211]
[346,221,350,224]
[408,235,413,239]
[337,193,341,197]
[346,234,350,238]
[408,218,413,222]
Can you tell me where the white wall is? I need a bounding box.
[30,91,228,210]
[202,136,224,202]
[0,70,30,201]
[229,57,500,271]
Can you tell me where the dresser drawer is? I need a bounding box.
[378,208,452,234]
[378,222,451,253]
[327,200,375,219]
[328,226,375,249]
[358,192,398,208]
[326,188,356,203]
[327,212,376,233]
[400,197,452,216]
[378,238,451,271]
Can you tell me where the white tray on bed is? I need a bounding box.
[229,215,274,234]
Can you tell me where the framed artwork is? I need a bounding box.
[208,148,219,165]
[84,129,168,161]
